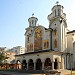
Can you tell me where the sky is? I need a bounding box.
[0,0,75,48]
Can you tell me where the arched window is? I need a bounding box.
[44,58,52,70]
[55,10,56,16]
[28,59,34,70]
[22,60,27,69]
[32,20,34,24]
[36,59,42,70]
[54,58,58,69]
[58,9,60,16]
[29,22,31,26]
[27,36,29,43]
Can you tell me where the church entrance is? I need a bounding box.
[22,60,27,70]
[28,59,34,70]
[36,59,42,70]
[54,59,58,69]
[44,58,52,70]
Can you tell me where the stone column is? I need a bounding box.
[27,63,28,70]
[61,54,64,69]
[61,55,62,69]
[19,64,22,69]
[42,62,44,70]
[52,62,54,70]
[58,62,61,69]
[61,55,64,69]
[34,62,36,70]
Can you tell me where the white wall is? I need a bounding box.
[67,34,73,53]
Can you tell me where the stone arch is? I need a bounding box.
[54,58,59,69]
[44,58,52,70]
[36,58,42,70]
[16,60,21,64]
[22,60,27,69]
[16,60,21,69]
[28,59,34,70]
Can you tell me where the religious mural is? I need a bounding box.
[30,43,33,51]
[44,40,49,49]
[27,45,29,51]
[53,29,58,48]
[54,29,57,36]
[34,28,42,51]
[54,39,57,48]
[27,43,33,52]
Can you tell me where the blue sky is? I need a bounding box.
[0,0,75,48]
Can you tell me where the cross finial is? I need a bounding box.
[56,1,59,5]
[32,13,34,17]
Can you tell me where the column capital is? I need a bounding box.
[52,61,61,63]
[42,62,44,70]
[41,59,45,63]
[42,61,45,63]
[33,61,36,63]
[52,61,54,63]
[52,62,54,70]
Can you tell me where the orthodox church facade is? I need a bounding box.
[15,3,75,70]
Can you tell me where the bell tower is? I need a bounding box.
[47,2,67,52]
[28,13,38,27]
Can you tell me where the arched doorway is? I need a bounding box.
[54,58,58,69]
[36,59,42,70]
[16,60,21,69]
[22,60,27,70]
[44,58,52,70]
[28,59,34,70]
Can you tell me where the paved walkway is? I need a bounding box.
[0,71,44,75]
[0,70,75,75]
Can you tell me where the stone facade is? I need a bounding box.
[15,3,75,70]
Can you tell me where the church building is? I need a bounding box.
[15,2,75,70]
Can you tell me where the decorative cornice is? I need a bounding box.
[15,49,64,56]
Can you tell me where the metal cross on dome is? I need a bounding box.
[56,1,59,5]
[32,13,34,17]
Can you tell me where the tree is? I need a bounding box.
[0,52,8,65]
